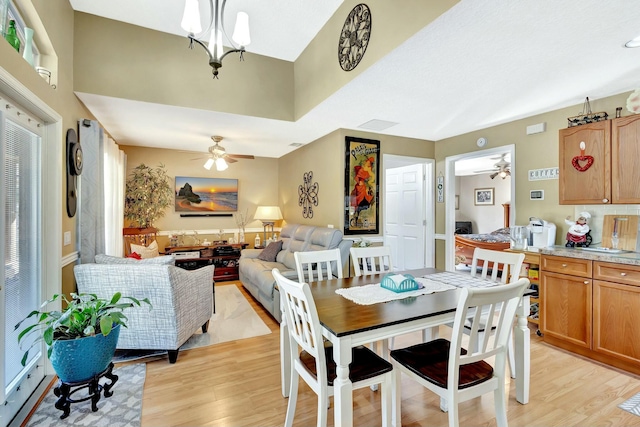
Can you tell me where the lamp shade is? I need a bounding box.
[215,157,228,171]
[254,206,283,222]
[203,157,215,170]
[232,12,251,46]
[181,0,202,34]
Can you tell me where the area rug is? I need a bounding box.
[113,285,272,363]
[619,392,640,416]
[26,363,145,426]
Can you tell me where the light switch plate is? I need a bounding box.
[64,231,71,246]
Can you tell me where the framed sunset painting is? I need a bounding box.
[175,176,238,213]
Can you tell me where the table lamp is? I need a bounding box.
[254,206,283,244]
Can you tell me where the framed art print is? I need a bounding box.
[344,136,380,235]
[474,187,494,206]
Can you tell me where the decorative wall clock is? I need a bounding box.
[298,171,319,219]
[66,128,83,217]
[338,3,372,71]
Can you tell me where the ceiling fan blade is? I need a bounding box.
[225,156,238,163]
[191,156,207,161]
[227,154,255,159]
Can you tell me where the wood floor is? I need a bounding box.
[137,282,640,426]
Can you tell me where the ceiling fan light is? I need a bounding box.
[232,12,251,46]
[181,0,202,34]
[216,157,228,171]
[499,170,508,178]
[203,157,215,170]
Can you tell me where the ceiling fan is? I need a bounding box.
[197,136,255,171]
[474,153,511,179]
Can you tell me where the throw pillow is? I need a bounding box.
[257,240,283,262]
[129,240,159,259]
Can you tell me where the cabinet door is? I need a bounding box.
[559,121,611,204]
[593,280,640,365]
[612,115,640,203]
[540,271,592,348]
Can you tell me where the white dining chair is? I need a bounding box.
[467,248,525,378]
[294,248,343,283]
[273,268,394,427]
[350,246,393,277]
[390,278,529,427]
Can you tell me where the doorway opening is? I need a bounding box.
[444,145,516,271]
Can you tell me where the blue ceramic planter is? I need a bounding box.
[49,325,120,383]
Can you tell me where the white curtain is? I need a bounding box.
[79,120,126,263]
[104,135,126,256]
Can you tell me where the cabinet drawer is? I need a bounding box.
[541,255,592,278]
[215,267,237,277]
[594,261,640,287]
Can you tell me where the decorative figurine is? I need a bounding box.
[565,211,592,247]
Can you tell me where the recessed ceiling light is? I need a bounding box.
[358,119,399,131]
[625,35,640,48]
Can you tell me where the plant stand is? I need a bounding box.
[53,362,118,419]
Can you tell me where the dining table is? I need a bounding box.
[279,267,531,427]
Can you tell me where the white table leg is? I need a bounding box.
[280,316,291,397]
[514,295,530,404]
[333,338,354,427]
[421,326,439,342]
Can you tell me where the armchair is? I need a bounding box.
[74,262,214,363]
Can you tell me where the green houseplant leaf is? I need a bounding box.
[124,163,173,228]
[15,292,152,366]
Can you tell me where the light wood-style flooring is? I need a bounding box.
[138,282,640,426]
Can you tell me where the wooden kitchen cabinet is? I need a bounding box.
[540,269,592,349]
[541,255,640,375]
[593,262,640,366]
[559,115,640,205]
[611,115,640,203]
[559,121,610,204]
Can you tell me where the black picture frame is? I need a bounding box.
[344,136,380,235]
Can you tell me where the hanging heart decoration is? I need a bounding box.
[572,141,594,172]
[572,155,594,172]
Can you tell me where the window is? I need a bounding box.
[5,1,41,66]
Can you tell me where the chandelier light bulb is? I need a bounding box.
[232,12,251,46]
[181,0,202,34]
[208,29,224,58]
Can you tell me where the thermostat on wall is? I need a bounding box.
[530,190,544,200]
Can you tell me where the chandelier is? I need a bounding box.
[181,0,251,79]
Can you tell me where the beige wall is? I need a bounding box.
[73,13,294,122]
[278,128,435,232]
[294,0,459,119]
[0,1,98,295]
[434,91,632,265]
[121,145,279,247]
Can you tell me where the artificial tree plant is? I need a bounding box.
[124,163,173,228]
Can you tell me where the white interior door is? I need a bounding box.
[384,162,427,270]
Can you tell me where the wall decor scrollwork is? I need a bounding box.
[298,171,319,218]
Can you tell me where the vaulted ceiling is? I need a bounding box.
[70,0,640,166]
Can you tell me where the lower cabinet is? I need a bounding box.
[593,279,640,366]
[540,270,591,348]
[541,255,640,375]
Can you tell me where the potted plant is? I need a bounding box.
[15,292,151,383]
[124,163,173,229]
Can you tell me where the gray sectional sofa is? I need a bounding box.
[239,223,351,322]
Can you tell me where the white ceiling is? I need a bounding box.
[70,0,640,170]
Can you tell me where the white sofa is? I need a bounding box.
[239,224,351,322]
[75,255,213,363]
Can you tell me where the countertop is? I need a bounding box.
[539,246,640,266]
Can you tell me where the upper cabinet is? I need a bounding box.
[559,115,640,204]
[559,121,611,204]
[612,116,640,203]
